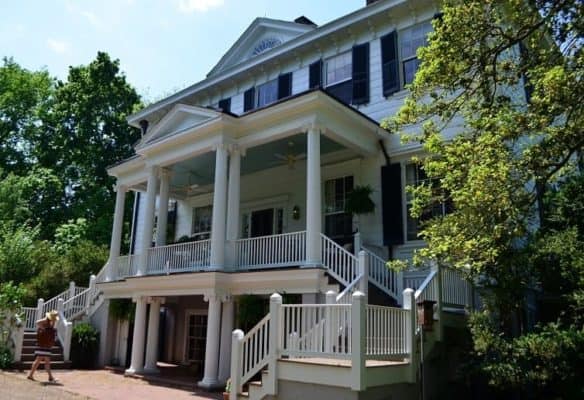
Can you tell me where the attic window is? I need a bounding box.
[252,37,282,57]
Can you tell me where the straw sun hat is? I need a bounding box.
[46,310,59,321]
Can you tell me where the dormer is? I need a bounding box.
[207,17,317,77]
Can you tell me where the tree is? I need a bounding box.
[0,58,53,175]
[387,0,583,396]
[43,52,142,244]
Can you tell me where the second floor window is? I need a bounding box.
[400,21,432,85]
[256,79,279,108]
[324,52,353,104]
[405,163,450,241]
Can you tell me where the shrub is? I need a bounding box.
[71,322,99,369]
[0,345,12,369]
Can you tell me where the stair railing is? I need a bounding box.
[56,298,73,362]
[320,234,358,286]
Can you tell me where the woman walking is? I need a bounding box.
[27,310,59,382]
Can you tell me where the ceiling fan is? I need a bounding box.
[175,171,208,196]
[274,141,306,169]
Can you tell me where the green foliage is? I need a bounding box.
[237,295,267,332]
[469,313,584,398]
[345,185,375,215]
[0,224,40,284]
[0,282,25,369]
[71,322,99,369]
[109,299,135,321]
[53,218,88,254]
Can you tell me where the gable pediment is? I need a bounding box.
[208,17,316,77]
[138,104,221,147]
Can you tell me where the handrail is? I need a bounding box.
[414,269,438,302]
[362,246,401,301]
[321,234,358,286]
[240,314,271,387]
[336,273,364,304]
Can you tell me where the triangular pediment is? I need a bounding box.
[138,104,221,147]
[207,17,316,77]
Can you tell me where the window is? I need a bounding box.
[256,79,278,108]
[324,176,354,245]
[191,205,212,239]
[325,52,353,104]
[185,312,207,364]
[405,163,449,241]
[326,52,352,86]
[400,21,432,85]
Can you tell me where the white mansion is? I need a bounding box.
[18,1,477,399]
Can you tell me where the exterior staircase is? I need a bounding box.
[13,331,72,370]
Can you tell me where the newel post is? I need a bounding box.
[266,293,282,395]
[350,291,366,391]
[358,250,369,299]
[353,232,361,255]
[35,298,45,322]
[68,281,76,301]
[403,288,417,383]
[230,329,244,400]
[435,265,444,341]
[325,290,336,353]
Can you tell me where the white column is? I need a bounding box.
[225,147,242,268]
[156,169,171,247]
[108,184,127,281]
[144,297,162,373]
[126,296,148,374]
[218,296,234,382]
[138,167,159,275]
[210,145,229,269]
[198,294,222,389]
[305,126,322,266]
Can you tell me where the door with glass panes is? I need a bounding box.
[185,311,207,372]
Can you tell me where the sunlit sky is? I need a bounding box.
[1,0,365,102]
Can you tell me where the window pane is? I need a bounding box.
[403,58,421,85]
[192,205,212,237]
[257,79,278,108]
[325,52,352,86]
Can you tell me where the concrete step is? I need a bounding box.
[21,353,64,362]
[12,361,72,370]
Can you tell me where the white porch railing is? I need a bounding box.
[115,254,138,279]
[146,239,211,274]
[22,307,37,331]
[239,314,271,389]
[366,305,409,359]
[321,234,358,286]
[403,270,429,291]
[362,247,402,301]
[336,273,363,304]
[233,231,306,270]
[441,268,472,307]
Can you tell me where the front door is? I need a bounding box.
[251,208,274,237]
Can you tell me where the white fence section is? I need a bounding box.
[115,254,138,280]
[441,268,472,307]
[363,247,402,301]
[321,234,358,286]
[234,231,306,269]
[281,304,352,358]
[147,239,211,274]
[22,307,37,331]
[239,314,271,387]
[366,305,409,359]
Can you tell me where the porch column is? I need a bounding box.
[138,166,159,276]
[218,296,234,382]
[126,296,148,374]
[198,294,222,389]
[210,145,229,269]
[226,147,242,268]
[107,184,126,281]
[305,126,322,266]
[144,297,163,373]
[155,169,171,247]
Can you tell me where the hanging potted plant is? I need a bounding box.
[345,185,375,231]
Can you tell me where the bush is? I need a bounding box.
[0,345,12,369]
[70,322,99,369]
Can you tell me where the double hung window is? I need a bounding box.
[400,22,432,85]
[324,52,353,104]
[256,79,279,108]
[191,205,212,240]
[324,176,354,245]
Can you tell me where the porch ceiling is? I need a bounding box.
[169,133,344,192]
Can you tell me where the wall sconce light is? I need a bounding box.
[292,205,300,220]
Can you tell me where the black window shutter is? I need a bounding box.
[243,87,255,112]
[352,42,370,105]
[218,98,231,112]
[278,72,292,100]
[309,59,323,89]
[381,31,399,96]
[381,163,404,246]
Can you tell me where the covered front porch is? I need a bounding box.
[103,90,387,284]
